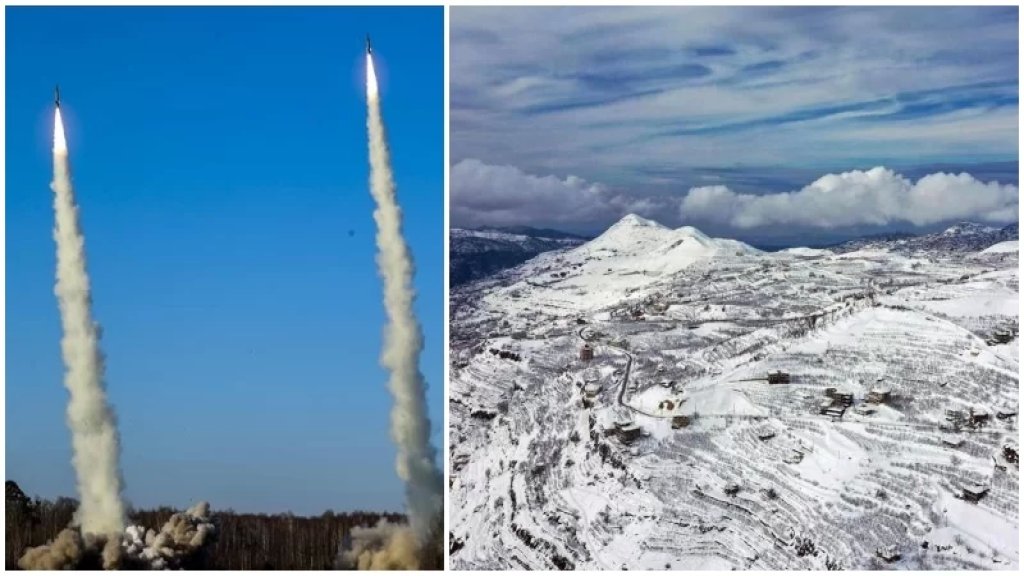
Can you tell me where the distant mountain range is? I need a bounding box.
[450,227,588,286]
[451,219,1019,286]
[830,221,1019,254]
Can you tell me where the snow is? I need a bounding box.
[478,214,760,314]
[450,215,1019,570]
[780,246,833,257]
[981,240,1018,254]
[931,491,1019,562]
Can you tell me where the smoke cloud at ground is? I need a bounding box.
[18,502,217,570]
[50,107,126,537]
[336,521,423,570]
[338,51,442,570]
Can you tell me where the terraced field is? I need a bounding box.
[450,218,1018,570]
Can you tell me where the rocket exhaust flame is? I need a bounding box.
[366,52,379,99]
[339,50,442,570]
[50,106,126,537]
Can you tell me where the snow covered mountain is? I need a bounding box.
[833,221,1018,254]
[450,227,586,286]
[450,214,1019,570]
[454,214,761,316]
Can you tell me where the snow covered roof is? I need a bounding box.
[961,482,989,495]
[941,434,964,447]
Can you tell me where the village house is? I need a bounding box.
[960,482,989,503]
[875,545,901,563]
[867,386,892,404]
[825,406,846,420]
[580,343,594,362]
[671,415,690,429]
[833,392,854,407]
[989,329,1013,345]
[996,403,1018,420]
[945,408,967,426]
[618,423,643,444]
[941,434,964,448]
[968,407,991,427]
[853,405,876,416]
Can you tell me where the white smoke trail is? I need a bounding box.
[364,52,443,540]
[51,106,126,536]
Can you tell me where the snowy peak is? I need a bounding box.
[588,214,674,251]
[611,213,669,230]
[586,215,757,260]
[673,225,714,245]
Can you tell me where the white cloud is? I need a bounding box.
[451,159,667,230]
[681,167,1019,228]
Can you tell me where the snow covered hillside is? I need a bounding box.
[451,227,586,286]
[833,222,1018,254]
[450,214,1019,570]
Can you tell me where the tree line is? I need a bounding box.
[6,480,442,570]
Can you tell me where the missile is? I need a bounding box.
[55,84,60,108]
[366,34,372,55]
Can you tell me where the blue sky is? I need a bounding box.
[6,6,443,515]
[450,6,1018,244]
